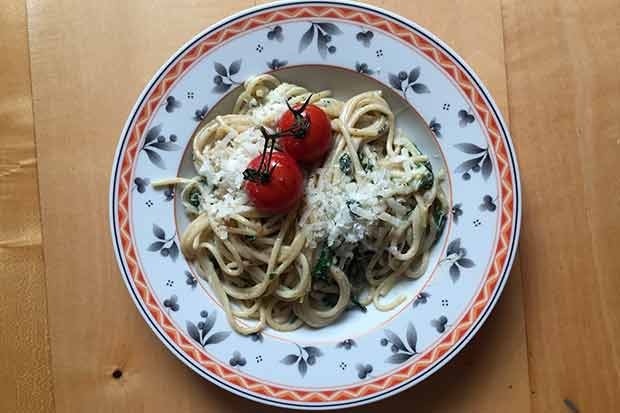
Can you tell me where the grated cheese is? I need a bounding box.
[197,127,262,231]
[193,91,433,246]
[301,129,432,250]
[248,84,291,128]
[303,165,392,248]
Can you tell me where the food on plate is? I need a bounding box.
[154,74,447,335]
[277,98,333,163]
[244,150,304,214]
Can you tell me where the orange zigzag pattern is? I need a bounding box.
[114,5,515,403]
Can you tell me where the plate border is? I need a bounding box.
[109,0,521,409]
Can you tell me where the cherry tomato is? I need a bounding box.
[244,151,304,214]
[278,104,332,163]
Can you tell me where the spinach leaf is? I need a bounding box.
[312,245,333,281]
[189,188,201,208]
[358,150,374,172]
[350,293,367,313]
[339,153,352,176]
[419,160,434,191]
[431,199,447,245]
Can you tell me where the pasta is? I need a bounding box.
[154,74,447,335]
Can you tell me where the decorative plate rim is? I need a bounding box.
[109,0,521,409]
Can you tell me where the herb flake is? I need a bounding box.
[419,160,434,190]
[339,153,352,175]
[350,294,367,313]
[313,245,333,281]
[189,189,201,208]
[431,199,447,245]
[345,199,361,218]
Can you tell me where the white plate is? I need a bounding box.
[109,0,521,409]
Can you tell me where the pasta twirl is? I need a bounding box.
[154,74,447,335]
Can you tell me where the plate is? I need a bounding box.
[109,0,521,409]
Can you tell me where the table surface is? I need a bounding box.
[1,0,618,412]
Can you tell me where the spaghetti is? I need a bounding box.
[154,74,447,335]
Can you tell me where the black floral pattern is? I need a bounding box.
[162,186,174,201]
[185,270,197,288]
[249,332,264,343]
[140,125,181,169]
[336,339,356,350]
[186,310,231,348]
[445,238,475,282]
[431,316,448,333]
[267,58,288,70]
[355,30,374,47]
[133,177,150,193]
[355,61,374,75]
[382,323,418,363]
[193,105,209,122]
[458,109,475,127]
[388,67,430,98]
[298,22,342,58]
[451,203,463,223]
[454,143,493,181]
[429,117,442,138]
[163,294,179,311]
[148,224,179,261]
[267,25,283,41]
[479,195,497,212]
[164,96,181,113]
[212,60,242,93]
[281,345,323,377]
[355,363,373,379]
[229,350,247,367]
[413,292,431,307]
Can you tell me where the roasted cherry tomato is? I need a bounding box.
[277,104,332,163]
[244,151,304,214]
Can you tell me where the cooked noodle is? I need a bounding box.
[154,74,447,334]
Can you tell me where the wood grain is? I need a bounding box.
[6,0,620,411]
[0,1,55,413]
[502,0,620,411]
[23,0,529,411]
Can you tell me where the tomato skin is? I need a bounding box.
[244,151,304,214]
[278,104,332,163]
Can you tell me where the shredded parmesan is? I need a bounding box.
[193,89,432,246]
[301,129,431,249]
[248,84,290,128]
[197,127,262,228]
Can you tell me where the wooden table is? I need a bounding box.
[1,0,618,411]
